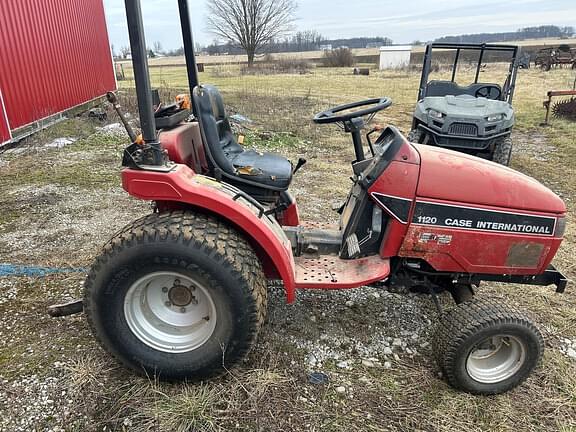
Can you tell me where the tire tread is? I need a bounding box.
[84,210,267,378]
[434,297,543,394]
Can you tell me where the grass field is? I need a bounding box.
[1,63,575,431]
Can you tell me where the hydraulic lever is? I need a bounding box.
[107,92,138,143]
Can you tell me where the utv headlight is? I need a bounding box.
[486,113,505,122]
[428,109,445,119]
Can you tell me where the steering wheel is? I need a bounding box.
[313,97,392,124]
[475,85,502,100]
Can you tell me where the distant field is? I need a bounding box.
[116,37,576,68]
[117,48,381,67]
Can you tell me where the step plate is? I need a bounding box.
[294,255,390,289]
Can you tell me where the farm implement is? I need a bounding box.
[534,46,576,71]
[542,74,576,124]
[49,0,568,394]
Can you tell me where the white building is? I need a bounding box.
[379,45,412,69]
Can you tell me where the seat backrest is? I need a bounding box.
[425,80,461,97]
[192,85,242,174]
[425,80,502,100]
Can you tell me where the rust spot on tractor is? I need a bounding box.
[506,242,544,268]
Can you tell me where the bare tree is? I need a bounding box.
[206,0,297,66]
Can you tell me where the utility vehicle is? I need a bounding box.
[409,43,519,165]
[50,0,568,395]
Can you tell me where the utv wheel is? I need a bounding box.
[492,136,513,166]
[84,211,267,381]
[407,129,424,144]
[433,298,543,394]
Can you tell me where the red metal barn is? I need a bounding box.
[0,0,116,145]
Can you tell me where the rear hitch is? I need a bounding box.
[47,300,84,317]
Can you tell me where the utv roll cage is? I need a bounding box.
[417,43,520,105]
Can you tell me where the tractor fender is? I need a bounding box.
[121,165,297,302]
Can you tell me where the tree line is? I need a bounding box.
[200,32,392,56]
[435,25,575,44]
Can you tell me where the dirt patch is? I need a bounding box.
[513,131,558,162]
[0,184,149,266]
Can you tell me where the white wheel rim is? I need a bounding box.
[124,271,217,353]
[466,335,526,384]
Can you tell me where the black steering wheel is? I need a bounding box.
[313,97,392,124]
[475,85,502,100]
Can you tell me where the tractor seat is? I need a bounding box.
[192,85,292,191]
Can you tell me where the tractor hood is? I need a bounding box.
[414,144,566,214]
[421,95,512,118]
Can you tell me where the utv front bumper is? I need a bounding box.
[417,124,510,150]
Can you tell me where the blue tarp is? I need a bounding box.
[0,264,86,277]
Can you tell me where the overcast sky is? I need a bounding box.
[103,0,576,50]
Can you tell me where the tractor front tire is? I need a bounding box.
[84,211,267,381]
[492,136,513,166]
[433,298,543,394]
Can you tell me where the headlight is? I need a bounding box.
[555,217,566,237]
[486,113,505,122]
[428,109,445,119]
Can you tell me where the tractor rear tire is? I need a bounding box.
[492,136,513,166]
[84,211,267,381]
[433,298,543,394]
[407,129,424,144]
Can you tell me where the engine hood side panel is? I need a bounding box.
[414,144,566,214]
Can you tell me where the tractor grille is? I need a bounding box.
[449,123,478,136]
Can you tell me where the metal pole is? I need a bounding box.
[418,45,432,100]
[475,46,485,83]
[505,46,519,103]
[124,0,162,163]
[451,49,460,82]
[178,0,200,107]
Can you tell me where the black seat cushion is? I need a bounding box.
[425,80,502,100]
[231,150,292,189]
[193,85,292,191]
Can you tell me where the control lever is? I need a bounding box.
[292,157,307,175]
[106,92,138,143]
[366,124,384,156]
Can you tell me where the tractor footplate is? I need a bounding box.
[294,255,390,289]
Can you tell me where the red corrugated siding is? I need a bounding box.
[0,0,116,130]
[0,97,10,144]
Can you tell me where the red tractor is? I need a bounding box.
[52,0,568,395]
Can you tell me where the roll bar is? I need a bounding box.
[417,43,519,104]
[123,0,200,165]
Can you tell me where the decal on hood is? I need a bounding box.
[412,201,556,236]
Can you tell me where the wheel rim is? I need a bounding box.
[124,271,217,353]
[466,335,526,384]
